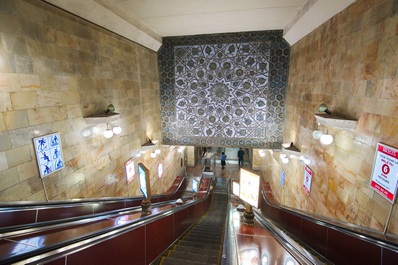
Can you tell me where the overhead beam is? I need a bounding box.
[44,0,163,52]
[283,0,356,46]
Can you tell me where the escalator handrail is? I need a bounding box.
[0,176,186,209]
[0,177,186,235]
[261,189,398,252]
[0,180,211,265]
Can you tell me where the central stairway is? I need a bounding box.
[158,178,229,265]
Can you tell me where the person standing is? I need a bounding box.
[237,148,244,167]
[221,152,227,169]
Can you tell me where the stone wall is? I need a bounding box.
[0,0,180,201]
[265,0,398,235]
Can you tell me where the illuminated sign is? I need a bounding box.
[192,179,198,193]
[303,166,313,195]
[158,162,163,178]
[370,143,398,203]
[125,158,135,183]
[33,132,64,178]
[232,181,240,196]
[280,169,285,188]
[138,163,149,199]
[240,169,260,208]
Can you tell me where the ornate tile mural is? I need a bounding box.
[158,31,290,148]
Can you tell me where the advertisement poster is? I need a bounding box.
[303,166,313,195]
[124,158,135,184]
[370,143,398,203]
[240,169,260,208]
[192,179,198,193]
[158,162,163,178]
[138,164,148,198]
[33,132,64,178]
[280,169,285,188]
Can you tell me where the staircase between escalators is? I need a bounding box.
[159,192,228,265]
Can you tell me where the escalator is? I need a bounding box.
[158,178,228,265]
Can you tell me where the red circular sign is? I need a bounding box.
[382,164,390,175]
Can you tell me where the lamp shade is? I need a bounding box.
[320,134,333,145]
[112,126,122,135]
[281,157,289,164]
[103,128,114,138]
[312,130,323,139]
[318,103,331,114]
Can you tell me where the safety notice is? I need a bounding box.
[370,143,398,204]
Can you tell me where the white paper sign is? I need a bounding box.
[370,143,398,203]
[125,158,135,184]
[240,169,260,208]
[33,132,64,178]
[303,166,313,195]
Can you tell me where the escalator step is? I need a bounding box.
[178,240,220,250]
[174,245,219,257]
[187,231,222,238]
[160,256,217,265]
[182,237,220,244]
[168,250,219,264]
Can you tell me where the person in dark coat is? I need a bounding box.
[221,152,227,169]
[237,148,244,167]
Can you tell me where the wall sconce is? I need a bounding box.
[312,129,333,145]
[280,153,289,164]
[103,124,114,138]
[259,150,265,157]
[105,104,115,114]
[83,104,121,139]
[318,103,331,114]
[299,155,311,165]
[150,151,156,158]
[155,149,161,154]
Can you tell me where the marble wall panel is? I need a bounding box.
[264,0,398,236]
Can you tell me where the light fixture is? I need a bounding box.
[103,124,113,138]
[112,126,122,135]
[299,155,311,165]
[150,151,156,158]
[312,129,323,139]
[155,149,161,154]
[280,153,289,164]
[81,128,91,137]
[320,132,334,145]
[92,126,100,134]
[105,104,115,114]
[318,103,331,114]
[259,150,265,157]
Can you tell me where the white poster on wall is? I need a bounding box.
[125,158,135,184]
[33,132,64,178]
[303,166,313,195]
[239,169,260,208]
[370,143,398,204]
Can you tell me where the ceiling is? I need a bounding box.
[44,0,355,51]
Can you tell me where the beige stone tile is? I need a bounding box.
[19,74,41,90]
[5,144,31,168]
[0,151,8,171]
[25,190,47,201]
[0,167,19,192]
[27,107,53,126]
[17,160,39,181]
[0,113,5,132]
[0,92,12,111]
[3,110,29,130]
[66,104,82,119]
[10,91,38,110]
[0,132,11,152]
